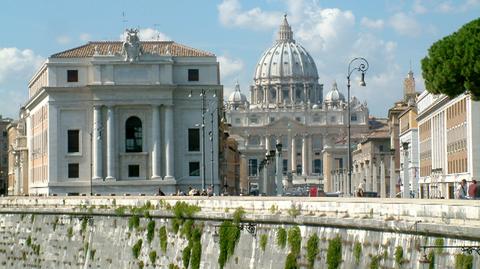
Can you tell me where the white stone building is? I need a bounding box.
[225,16,370,193]
[417,91,480,199]
[25,30,222,195]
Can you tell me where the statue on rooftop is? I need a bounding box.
[122,28,143,62]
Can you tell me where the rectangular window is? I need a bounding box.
[128,165,140,177]
[67,130,80,153]
[335,158,343,169]
[188,128,200,151]
[68,163,79,178]
[189,162,200,176]
[248,159,258,176]
[188,69,199,81]
[351,114,357,121]
[67,70,78,82]
[313,159,323,174]
[283,159,288,175]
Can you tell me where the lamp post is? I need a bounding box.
[275,141,283,196]
[402,142,410,198]
[189,89,217,192]
[346,57,369,196]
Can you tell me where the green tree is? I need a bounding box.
[421,18,480,100]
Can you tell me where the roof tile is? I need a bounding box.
[51,41,214,58]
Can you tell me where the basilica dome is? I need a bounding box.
[324,82,345,103]
[227,81,247,109]
[254,15,318,84]
[250,15,323,107]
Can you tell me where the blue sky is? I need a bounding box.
[0,0,479,118]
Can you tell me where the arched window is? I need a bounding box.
[125,116,142,152]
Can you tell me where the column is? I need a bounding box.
[403,150,410,199]
[301,135,307,176]
[389,155,396,198]
[372,161,378,193]
[275,138,283,195]
[164,105,175,180]
[105,106,116,181]
[92,105,103,181]
[365,162,371,191]
[380,158,386,198]
[265,135,271,151]
[307,135,313,174]
[151,105,161,179]
[343,170,348,194]
[290,136,297,173]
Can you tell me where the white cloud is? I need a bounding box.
[217,0,409,117]
[218,55,244,78]
[389,12,421,37]
[437,1,454,13]
[360,17,385,30]
[0,48,44,83]
[410,0,479,14]
[412,0,428,14]
[295,7,355,53]
[218,0,281,29]
[119,28,171,41]
[79,33,91,42]
[56,35,71,45]
[0,47,44,117]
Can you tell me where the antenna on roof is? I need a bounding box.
[122,11,128,34]
[154,24,161,40]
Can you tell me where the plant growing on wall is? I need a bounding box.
[394,246,404,266]
[434,238,444,255]
[170,202,201,234]
[147,220,155,243]
[455,253,473,269]
[159,226,168,253]
[190,228,202,269]
[67,227,73,239]
[128,215,140,231]
[353,241,362,265]
[370,255,380,269]
[285,252,298,269]
[218,207,244,269]
[306,234,319,269]
[326,236,342,269]
[287,226,301,255]
[427,250,435,269]
[283,226,301,269]
[182,245,191,268]
[260,234,268,252]
[277,228,287,249]
[149,251,157,264]
[132,239,143,259]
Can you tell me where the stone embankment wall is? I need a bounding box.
[0,196,479,269]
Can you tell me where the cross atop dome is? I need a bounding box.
[277,14,295,43]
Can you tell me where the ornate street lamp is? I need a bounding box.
[346,57,369,196]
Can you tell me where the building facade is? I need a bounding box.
[225,16,370,194]
[24,29,222,195]
[0,116,12,195]
[417,91,480,199]
[386,70,419,197]
[7,111,29,196]
[347,124,392,197]
[398,106,419,198]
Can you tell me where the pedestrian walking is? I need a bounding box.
[468,180,477,199]
[455,179,467,199]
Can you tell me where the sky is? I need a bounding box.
[0,0,479,118]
